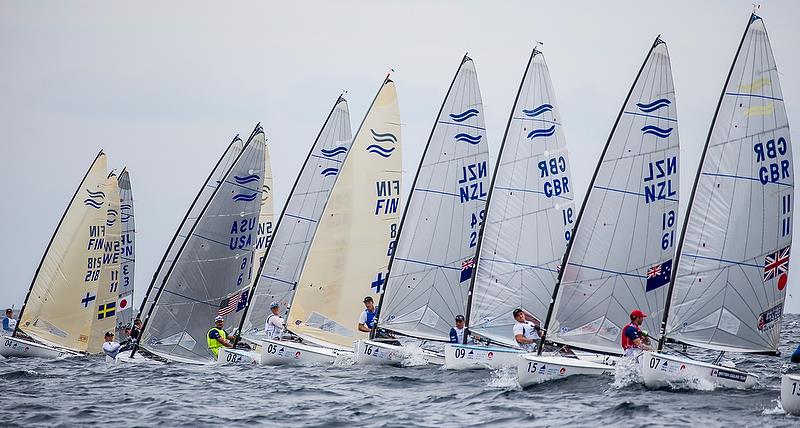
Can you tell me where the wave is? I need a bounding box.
[120,204,132,210]
[449,108,480,122]
[454,133,483,145]
[527,125,556,139]
[86,190,105,198]
[232,193,258,202]
[321,167,339,177]
[83,199,103,209]
[320,146,348,157]
[641,125,673,138]
[370,129,397,144]
[522,104,553,117]
[366,144,396,158]
[121,213,132,223]
[234,174,260,184]
[636,98,671,113]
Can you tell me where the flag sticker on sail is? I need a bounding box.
[81,292,96,308]
[646,259,672,292]
[98,302,116,319]
[84,189,105,209]
[218,290,248,316]
[764,245,790,291]
[460,258,475,283]
[758,303,783,332]
[117,295,130,312]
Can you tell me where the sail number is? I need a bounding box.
[754,137,790,185]
[454,348,466,358]
[792,381,800,397]
[661,210,676,250]
[364,344,374,356]
[648,356,661,369]
[225,352,243,363]
[266,343,277,354]
[468,210,485,248]
[562,207,574,242]
[526,361,538,373]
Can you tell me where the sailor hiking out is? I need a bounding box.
[513,309,541,351]
[621,309,652,357]
[207,315,236,358]
[265,302,285,340]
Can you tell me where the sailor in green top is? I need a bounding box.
[207,315,236,357]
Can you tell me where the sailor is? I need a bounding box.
[207,315,235,358]
[513,308,541,352]
[358,296,378,333]
[102,332,122,359]
[791,343,800,364]
[621,309,652,357]
[265,301,285,340]
[449,315,473,344]
[1,308,17,336]
[129,318,143,343]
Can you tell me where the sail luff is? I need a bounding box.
[116,168,136,341]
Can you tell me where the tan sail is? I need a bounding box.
[288,79,402,348]
[19,152,108,352]
[87,173,122,353]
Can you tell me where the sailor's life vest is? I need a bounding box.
[207,327,227,357]
[621,322,643,350]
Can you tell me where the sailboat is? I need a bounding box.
[97,171,124,360]
[1,152,116,358]
[642,13,792,390]
[130,126,266,364]
[220,95,353,365]
[444,47,576,370]
[518,36,680,386]
[354,55,489,366]
[115,169,136,342]
[254,77,402,366]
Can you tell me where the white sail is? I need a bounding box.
[548,39,680,355]
[136,139,244,325]
[116,169,136,341]
[250,136,274,297]
[378,57,490,341]
[18,152,108,352]
[88,173,122,353]
[140,127,265,363]
[242,96,353,339]
[287,78,402,349]
[664,15,791,353]
[467,49,575,347]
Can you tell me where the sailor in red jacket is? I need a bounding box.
[621,309,652,357]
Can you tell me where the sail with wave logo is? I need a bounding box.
[286,78,402,349]
[138,126,266,363]
[134,139,245,330]
[465,48,575,347]
[88,172,122,353]
[240,95,353,340]
[17,152,109,352]
[116,168,135,341]
[661,14,791,354]
[377,56,490,341]
[544,37,680,355]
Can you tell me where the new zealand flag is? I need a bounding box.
[646,259,672,292]
[460,258,475,283]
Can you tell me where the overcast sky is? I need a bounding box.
[2,1,800,314]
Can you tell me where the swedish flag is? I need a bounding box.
[98,302,116,320]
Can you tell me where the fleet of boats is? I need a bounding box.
[2,12,799,415]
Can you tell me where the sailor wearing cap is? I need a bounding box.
[358,296,377,333]
[449,315,472,344]
[265,301,285,340]
[207,315,235,358]
[621,309,652,357]
[102,331,121,359]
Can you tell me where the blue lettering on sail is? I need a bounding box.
[643,156,677,203]
[458,161,488,203]
[375,180,400,215]
[754,137,790,185]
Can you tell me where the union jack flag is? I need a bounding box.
[460,258,475,283]
[764,245,790,282]
[647,264,662,278]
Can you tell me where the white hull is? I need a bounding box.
[641,351,757,389]
[0,336,74,359]
[443,343,522,370]
[353,340,445,366]
[518,354,613,387]
[106,351,165,365]
[217,348,261,365]
[260,338,349,365]
[781,373,800,415]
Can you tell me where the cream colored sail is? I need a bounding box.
[88,173,122,353]
[18,152,108,352]
[288,78,402,348]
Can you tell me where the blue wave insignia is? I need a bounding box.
[106,209,118,226]
[321,167,339,177]
[370,129,397,144]
[232,192,259,202]
[454,133,483,145]
[366,144,395,158]
[641,125,673,139]
[320,146,348,158]
[83,189,105,209]
[522,104,553,118]
[121,212,132,223]
[527,125,556,140]
[234,174,260,185]
[636,98,671,113]
[449,108,480,122]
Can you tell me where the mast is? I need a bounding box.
[657,15,757,352]
[13,150,105,339]
[232,95,346,347]
[463,48,539,344]
[372,54,470,340]
[537,36,664,355]
[131,137,240,327]
[131,127,260,357]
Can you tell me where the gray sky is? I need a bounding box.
[2,0,800,313]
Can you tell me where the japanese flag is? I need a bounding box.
[117,295,132,312]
